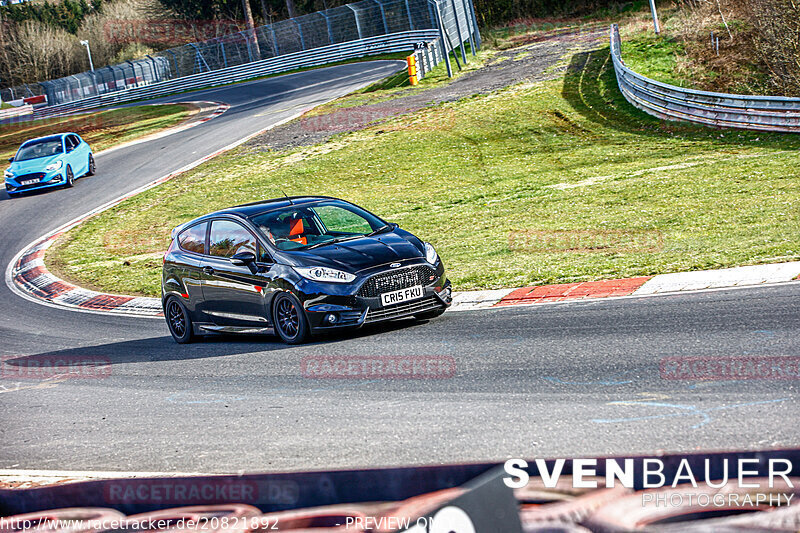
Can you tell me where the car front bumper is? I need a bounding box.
[299,264,452,332]
[5,169,67,193]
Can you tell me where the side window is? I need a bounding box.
[65,136,78,151]
[257,244,271,263]
[209,219,257,258]
[70,135,81,148]
[312,205,373,234]
[178,222,207,254]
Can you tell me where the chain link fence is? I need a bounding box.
[34,0,479,108]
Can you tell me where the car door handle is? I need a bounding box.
[203,266,215,274]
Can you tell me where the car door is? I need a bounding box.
[63,135,79,174]
[199,218,270,328]
[68,134,87,175]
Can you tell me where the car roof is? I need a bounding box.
[21,134,67,146]
[172,197,348,237]
[217,196,342,218]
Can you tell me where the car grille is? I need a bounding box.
[365,296,443,324]
[357,265,437,298]
[13,173,49,191]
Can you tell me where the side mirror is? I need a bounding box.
[8,157,13,163]
[230,251,256,266]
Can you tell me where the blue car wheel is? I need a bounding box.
[86,154,95,176]
[64,165,74,188]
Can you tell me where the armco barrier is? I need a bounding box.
[610,24,800,133]
[0,105,33,120]
[34,30,439,119]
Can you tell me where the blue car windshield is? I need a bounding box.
[16,139,63,161]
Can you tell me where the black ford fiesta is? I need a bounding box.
[162,196,452,344]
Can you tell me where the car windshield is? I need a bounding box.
[16,138,63,161]
[250,200,387,251]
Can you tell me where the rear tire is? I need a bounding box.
[272,292,311,344]
[86,154,95,176]
[165,296,194,344]
[64,165,74,188]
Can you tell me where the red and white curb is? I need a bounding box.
[451,263,800,311]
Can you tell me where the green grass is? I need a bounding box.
[0,104,191,161]
[0,102,13,110]
[48,41,800,297]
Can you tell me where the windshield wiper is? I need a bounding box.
[306,235,362,249]
[365,223,395,237]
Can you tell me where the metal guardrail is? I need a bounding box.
[610,24,800,133]
[0,104,33,119]
[34,30,440,118]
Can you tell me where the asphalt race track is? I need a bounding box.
[1,62,799,473]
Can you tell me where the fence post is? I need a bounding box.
[166,49,180,78]
[465,0,481,50]
[347,4,364,39]
[460,0,476,55]
[430,0,452,77]
[294,18,306,49]
[404,0,415,30]
[270,26,280,55]
[374,0,389,34]
[449,0,468,64]
[320,11,335,44]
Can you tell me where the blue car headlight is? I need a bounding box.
[45,160,63,172]
[4,168,13,180]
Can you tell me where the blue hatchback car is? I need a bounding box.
[4,133,95,197]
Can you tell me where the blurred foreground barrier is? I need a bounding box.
[4,450,800,531]
[610,24,800,133]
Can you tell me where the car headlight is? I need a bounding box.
[45,161,63,172]
[424,242,438,264]
[294,266,356,283]
[4,168,14,179]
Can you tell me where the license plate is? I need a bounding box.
[380,285,423,307]
[20,179,38,185]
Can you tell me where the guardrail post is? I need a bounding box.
[465,0,480,50]
[449,0,468,64]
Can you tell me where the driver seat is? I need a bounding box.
[288,217,307,245]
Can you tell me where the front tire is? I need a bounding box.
[64,165,74,188]
[86,154,96,176]
[272,292,310,344]
[165,296,194,344]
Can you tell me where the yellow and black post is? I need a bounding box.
[406,54,418,86]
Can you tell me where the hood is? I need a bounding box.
[282,230,425,273]
[10,154,62,174]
